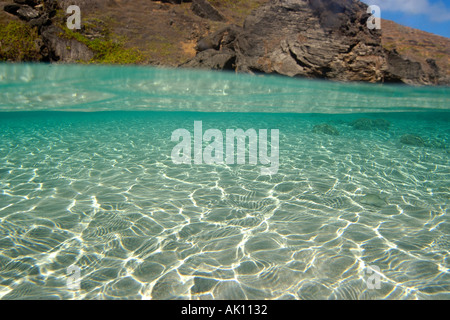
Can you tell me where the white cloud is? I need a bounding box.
[363,0,450,21]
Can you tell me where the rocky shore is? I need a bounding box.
[1,0,449,85]
[2,0,94,62]
[183,0,448,85]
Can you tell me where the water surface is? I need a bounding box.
[0,64,449,299]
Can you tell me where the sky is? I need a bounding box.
[361,0,450,38]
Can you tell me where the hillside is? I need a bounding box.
[0,0,449,84]
[381,19,450,79]
[0,0,267,65]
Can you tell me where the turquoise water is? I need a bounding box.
[0,63,449,299]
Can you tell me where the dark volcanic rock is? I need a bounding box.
[4,4,21,14]
[313,123,340,136]
[43,0,58,14]
[151,0,191,4]
[29,13,51,29]
[198,25,241,51]
[384,50,426,84]
[4,3,40,21]
[196,37,220,52]
[425,58,441,85]
[184,49,236,70]
[400,134,446,149]
[13,0,40,6]
[41,25,94,62]
[16,5,39,20]
[184,25,242,69]
[400,134,426,147]
[5,0,57,20]
[191,0,225,22]
[3,0,94,62]
[193,25,242,53]
[351,118,390,131]
[183,0,435,85]
[159,0,182,3]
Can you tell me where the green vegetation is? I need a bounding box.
[60,24,144,64]
[382,42,396,51]
[0,20,41,61]
[209,0,254,9]
[209,0,243,6]
[147,39,175,58]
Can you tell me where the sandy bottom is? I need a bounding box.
[0,111,448,299]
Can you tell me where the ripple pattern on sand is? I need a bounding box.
[0,112,449,299]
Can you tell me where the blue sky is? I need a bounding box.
[362,0,450,38]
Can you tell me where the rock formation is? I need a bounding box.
[183,0,444,85]
[400,134,426,147]
[191,0,225,22]
[1,0,448,85]
[2,0,93,62]
[400,134,447,149]
[312,123,340,136]
[350,118,390,131]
